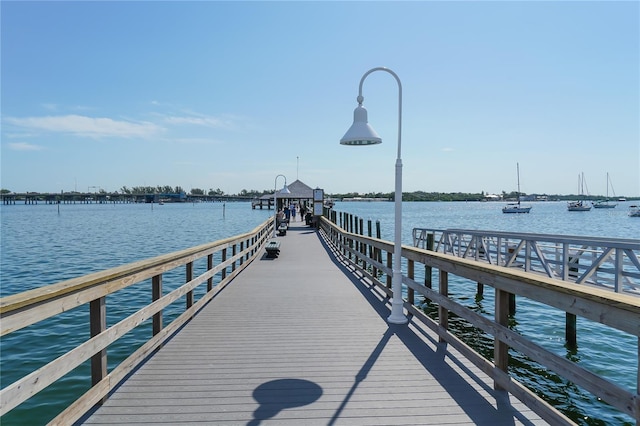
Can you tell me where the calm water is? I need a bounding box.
[1,200,638,424]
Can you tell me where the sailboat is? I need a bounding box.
[592,172,617,209]
[502,163,532,213]
[567,172,591,211]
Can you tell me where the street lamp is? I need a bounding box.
[273,174,291,237]
[340,66,407,325]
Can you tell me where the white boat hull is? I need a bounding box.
[502,204,531,214]
[567,201,591,211]
[592,199,617,209]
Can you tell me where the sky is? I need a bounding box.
[1,1,639,197]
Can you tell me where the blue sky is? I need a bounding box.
[2,1,638,197]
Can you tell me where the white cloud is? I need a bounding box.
[4,115,162,139]
[7,142,44,151]
[164,115,236,129]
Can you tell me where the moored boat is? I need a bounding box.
[629,205,640,217]
[503,202,532,214]
[592,200,616,209]
[568,200,592,212]
[568,172,591,212]
[502,163,532,214]
[592,173,617,209]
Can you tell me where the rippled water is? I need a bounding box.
[1,200,638,424]
[0,201,274,425]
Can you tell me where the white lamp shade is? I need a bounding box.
[280,185,291,194]
[340,105,382,146]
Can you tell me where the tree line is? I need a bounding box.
[1,187,635,201]
[328,191,636,202]
[0,186,274,197]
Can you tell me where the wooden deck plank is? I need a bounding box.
[82,224,548,425]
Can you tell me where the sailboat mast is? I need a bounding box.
[576,173,582,206]
[516,163,521,206]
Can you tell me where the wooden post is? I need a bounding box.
[367,220,374,276]
[439,270,448,343]
[376,220,382,275]
[352,214,357,248]
[221,248,227,281]
[477,282,484,297]
[425,233,433,289]
[232,245,237,272]
[338,212,343,253]
[152,275,162,335]
[90,296,107,402]
[207,254,213,291]
[354,216,360,265]
[475,236,484,295]
[408,259,415,305]
[186,262,194,309]
[359,217,365,270]
[239,241,244,266]
[495,288,510,390]
[566,312,577,349]
[340,212,348,256]
[372,254,379,278]
[349,214,354,261]
[386,252,393,290]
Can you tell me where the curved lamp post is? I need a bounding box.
[340,67,407,324]
[273,174,291,237]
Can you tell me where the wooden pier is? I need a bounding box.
[1,215,638,425]
[81,223,548,425]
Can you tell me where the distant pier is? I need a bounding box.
[0,192,252,205]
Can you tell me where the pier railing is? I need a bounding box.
[413,228,640,296]
[0,218,273,425]
[320,216,640,424]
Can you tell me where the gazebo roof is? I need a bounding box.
[260,179,315,200]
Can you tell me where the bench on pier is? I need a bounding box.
[277,224,288,236]
[265,240,281,258]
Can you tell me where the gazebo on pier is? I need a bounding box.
[251,179,315,211]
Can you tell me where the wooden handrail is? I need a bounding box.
[0,218,273,423]
[0,222,271,335]
[319,216,640,423]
